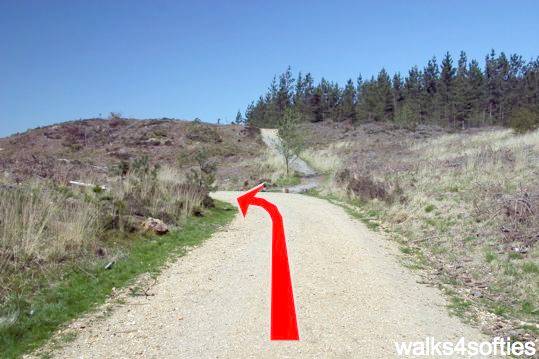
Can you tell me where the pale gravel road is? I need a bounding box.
[52,191,490,358]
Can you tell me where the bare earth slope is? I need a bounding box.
[52,192,488,358]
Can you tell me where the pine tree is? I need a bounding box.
[423,56,439,120]
[302,73,315,121]
[235,110,243,125]
[522,58,539,112]
[338,79,356,122]
[265,76,279,125]
[356,77,377,121]
[501,54,525,123]
[354,75,363,122]
[303,73,314,99]
[467,60,484,124]
[453,51,469,125]
[310,86,323,122]
[244,102,255,126]
[245,97,268,127]
[356,72,391,122]
[392,73,405,117]
[439,52,456,125]
[243,49,537,129]
[377,69,394,120]
[356,75,363,99]
[294,71,305,112]
[404,66,423,124]
[328,81,341,120]
[276,67,295,120]
[317,78,337,120]
[485,49,501,123]
[496,52,510,124]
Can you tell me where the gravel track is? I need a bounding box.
[52,191,489,358]
[260,129,320,193]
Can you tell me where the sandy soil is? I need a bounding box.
[51,191,490,358]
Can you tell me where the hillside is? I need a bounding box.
[0,118,264,190]
[0,117,274,357]
[2,116,538,355]
[302,121,539,342]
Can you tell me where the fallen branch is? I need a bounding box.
[69,180,108,190]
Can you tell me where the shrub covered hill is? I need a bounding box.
[0,117,265,190]
[0,116,267,357]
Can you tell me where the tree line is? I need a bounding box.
[239,50,539,129]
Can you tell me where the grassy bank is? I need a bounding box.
[304,124,539,341]
[0,200,235,358]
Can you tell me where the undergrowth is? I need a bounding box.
[0,200,236,358]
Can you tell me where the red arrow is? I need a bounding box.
[237,183,299,341]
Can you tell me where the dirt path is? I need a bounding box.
[52,192,489,358]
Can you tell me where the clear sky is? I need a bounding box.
[1,0,538,137]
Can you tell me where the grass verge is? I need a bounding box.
[0,200,236,359]
[304,189,381,231]
[304,188,537,336]
[274,174,301,187]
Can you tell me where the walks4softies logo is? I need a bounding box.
[395,337,536,357]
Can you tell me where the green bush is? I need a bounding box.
[509,108,539,134]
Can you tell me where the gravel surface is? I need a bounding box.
[52,192,490,358]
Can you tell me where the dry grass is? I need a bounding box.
[256,149,288,183]
[0,165,210,303]
[0,183,100,271]
[381,130,539,337]
[0,182,101,303]
[113,167,207,228]
[221,148,291,190]
[302,141,348,174]
[307,123,539,338]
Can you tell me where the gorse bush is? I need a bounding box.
[185,121,222,143]
[178,147,218,192]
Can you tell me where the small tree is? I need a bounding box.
[276,108,304,176]
[235,110,243,125]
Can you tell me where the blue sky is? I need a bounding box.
[1,0,538,137]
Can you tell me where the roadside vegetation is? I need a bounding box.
[0,153,235,358]
[275,109,305,177]
[303,121,539,342]
[223,147,299,191]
